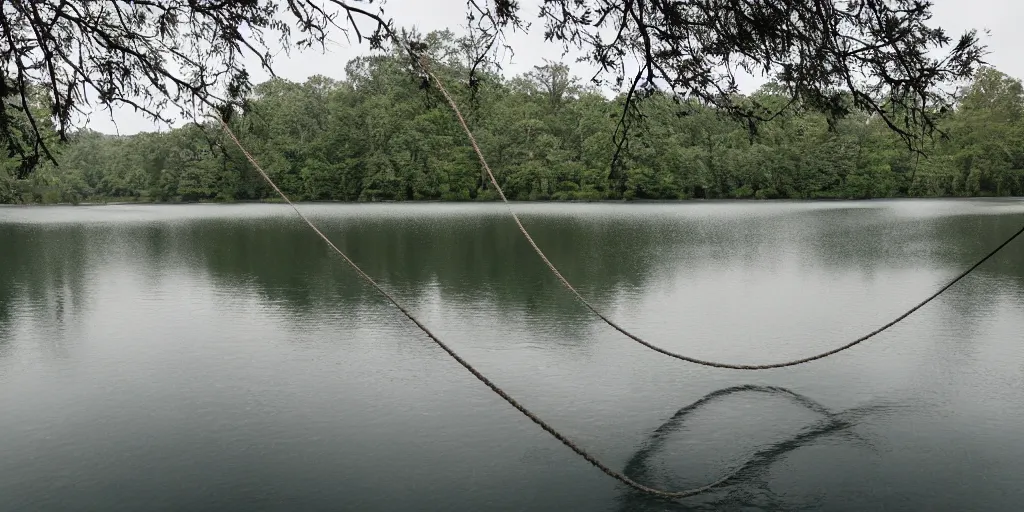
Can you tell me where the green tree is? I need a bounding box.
[7,42,1022,206]
[1,0,986,179]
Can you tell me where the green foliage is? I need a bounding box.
[0,164,16,203]
[6,32,1023,206]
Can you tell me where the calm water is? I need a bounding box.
[1,200,1023,511]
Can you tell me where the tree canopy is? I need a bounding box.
[5,31,1021,205]
[1,0,987,180]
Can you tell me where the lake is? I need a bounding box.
[1,199,1023,511]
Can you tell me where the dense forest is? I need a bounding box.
[2,30,1022,204]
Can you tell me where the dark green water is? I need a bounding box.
[1,200,1023,511]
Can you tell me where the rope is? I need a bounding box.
[210,44,1022,500]
[426,70,1024,370]
[622,385,891,485]
[214,116,740,500]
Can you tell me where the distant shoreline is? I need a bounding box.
[4,196,1022,207]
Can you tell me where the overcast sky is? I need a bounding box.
[82,0,1022,135]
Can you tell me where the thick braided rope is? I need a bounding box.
[426,71,1024,370]
[215,116,739,500]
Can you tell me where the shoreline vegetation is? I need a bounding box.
[5,196,1021,208]
[3,31,1023,207]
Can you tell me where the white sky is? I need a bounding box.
[82,0,1021,135]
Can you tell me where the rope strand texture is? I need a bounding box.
[426,71,1024,370]
[215,117,739,500]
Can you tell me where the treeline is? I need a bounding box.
[3,30,1024,204]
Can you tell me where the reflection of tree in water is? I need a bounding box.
[0,205,1021,349]
[798,209,1024,279]
[130,214,693,340]
[616,385,900,511]
[0,224,91,357]
[812,211,1024,370]
[0,288,10,352]
[178,208,1024,343]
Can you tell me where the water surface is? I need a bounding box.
[1,199,1023,511]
